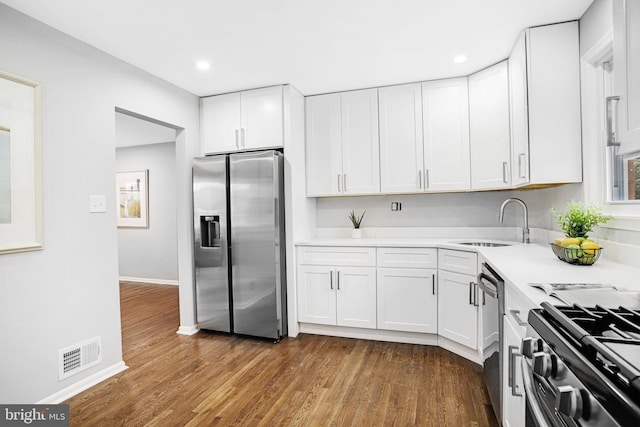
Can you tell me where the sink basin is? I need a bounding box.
[456,241,514,247]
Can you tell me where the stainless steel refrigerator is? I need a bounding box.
[192,150,287,340]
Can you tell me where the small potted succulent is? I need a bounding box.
[550,201,612,265]
[348,210,366,238]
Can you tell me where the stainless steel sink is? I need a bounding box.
[456,241,513,247]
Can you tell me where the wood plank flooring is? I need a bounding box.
[65,282,498,426]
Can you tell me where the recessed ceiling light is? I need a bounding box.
[453,55,467,64]
[196,61,211,71]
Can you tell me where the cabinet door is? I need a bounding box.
[335,267,377,329]
[379,83,425,193]
[437,270,478,349]
[341,89,380,195]
[502,315,526,427]
[509,32,530,186]
[297,265,336,325]
[527,23,581,183]
[469,61,512,190]
[305,94,343,196]
[422,78,471,191]
[201,93,242,154]
[240,86,283,150]
[614,0,640,154]
[377,268,437,333]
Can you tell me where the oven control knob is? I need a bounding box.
[521,337,543,358]
[556,385,583,419]
[532,351,552,377]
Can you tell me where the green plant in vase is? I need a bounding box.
[551,201,612,238]
[550,201,612,265]
[348,210,365,238]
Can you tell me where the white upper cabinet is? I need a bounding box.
[305,93,343,196]
[341,89,381,195]
[510,22,582,185]
[509,32,530,187]
[305,88,380,196]
[469,61,512,190]
[201,86,283,154]
[379,83,424,193]
[201,92,242,153]
[241,86,284,150]
[614,0,640,154]
[422,78,471,192]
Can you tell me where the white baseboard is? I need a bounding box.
[298,323,482,365]
[37,361,128,404]
[299,323,439,346]
[177,325,199,335]
[119,276,179,286]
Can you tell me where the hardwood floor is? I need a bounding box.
[66,282,498,426]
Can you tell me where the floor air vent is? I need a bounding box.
[58,337,102,380]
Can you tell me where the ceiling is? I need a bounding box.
[2,0,594,97]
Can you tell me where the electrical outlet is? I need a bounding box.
[89,195,107,213]
[391,202,402,211]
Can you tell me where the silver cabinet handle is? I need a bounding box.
[473,282,479,307]
[337,174,342,192]
[240,128,246,148]
[425,169,430,189]
[432,275,436,295]
[509,345,523,397]
[418,170,422,190]
[343,174,347,193]
[606,96,621,147]
[235,129,240,149]
[330,271,334,290]
[469,282,474,305]
[502,162,509,184]
[336,271,340,290]
[510,309,528,327]
[518,153,526,179]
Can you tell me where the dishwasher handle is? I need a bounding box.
[477,272,498,299]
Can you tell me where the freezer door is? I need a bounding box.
[193,156,231,332]
[230,150,286,339]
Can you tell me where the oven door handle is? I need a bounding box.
[477,272,498,299]
[521,357,553,427]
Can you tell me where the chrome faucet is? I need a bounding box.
[499,198,530,243]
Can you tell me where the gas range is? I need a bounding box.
[524,297,640,426]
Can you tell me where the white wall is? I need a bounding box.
[0,3,199,403]
[116,142,178,283]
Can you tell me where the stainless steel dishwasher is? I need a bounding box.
[477,262,504,424]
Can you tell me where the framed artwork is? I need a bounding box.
[116,170,149,228]
[0,71,43,254]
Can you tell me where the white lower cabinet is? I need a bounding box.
[297,246,484,362]
[502,284,533,427]
[437,249,479,349]
[377,267,437,333]
[297,247,377,329]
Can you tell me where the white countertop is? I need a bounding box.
[296,238,640,308]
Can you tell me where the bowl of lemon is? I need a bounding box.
[551,237,602,266]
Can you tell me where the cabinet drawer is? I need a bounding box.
[297,246,376,267]
[505,281,536,336]
[438,249,477,275]
[377,247,437,269]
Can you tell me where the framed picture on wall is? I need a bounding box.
[116,169,149,228]
[0,71,43,255]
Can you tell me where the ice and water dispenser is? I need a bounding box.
[200,215,221,248]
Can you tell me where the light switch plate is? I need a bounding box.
[89,195,107,213]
